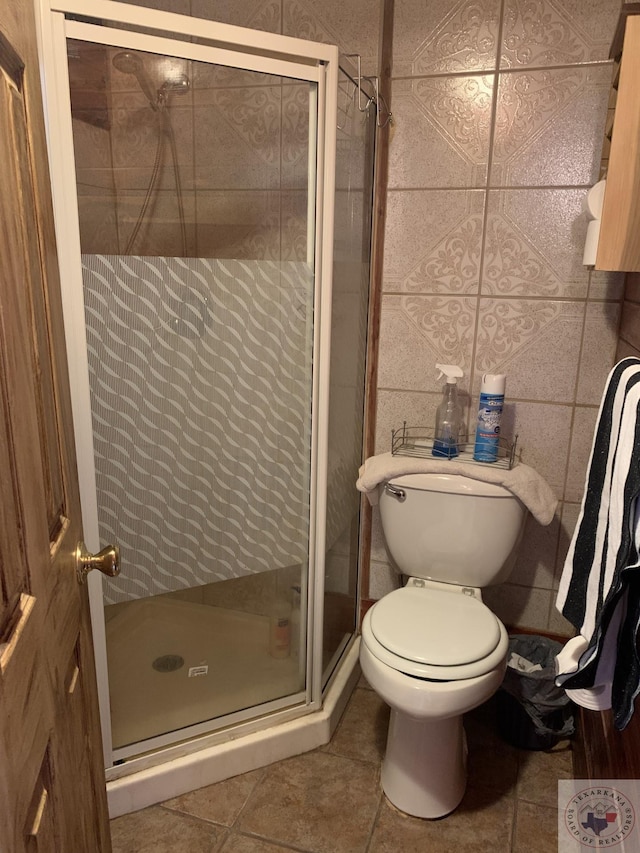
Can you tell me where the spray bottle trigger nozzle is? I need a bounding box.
[435,364,463,384]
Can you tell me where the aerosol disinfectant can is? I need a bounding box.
[473,374,506,462]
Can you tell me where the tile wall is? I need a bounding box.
[371,0,626,637]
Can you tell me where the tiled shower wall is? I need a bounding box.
[73,60,312,259]
[370,0,626,637]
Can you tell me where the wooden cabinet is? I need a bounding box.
[596,13,640,272]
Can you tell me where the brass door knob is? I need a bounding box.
[76,541,120,584]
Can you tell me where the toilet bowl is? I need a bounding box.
[360,473,526,818]
[361,580,508,818]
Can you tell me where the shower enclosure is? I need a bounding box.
[37,0,375,781]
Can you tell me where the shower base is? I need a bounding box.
[106,638,360,818]
[106,596,301,750]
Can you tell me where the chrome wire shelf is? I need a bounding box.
[391,423,519,471]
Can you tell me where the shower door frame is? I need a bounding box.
[36,0,338,771]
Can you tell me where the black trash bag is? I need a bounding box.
[497,634,575,750]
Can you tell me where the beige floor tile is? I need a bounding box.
[219,832,302,852]
[162,768,266,826]
[237,750,381,853]
[323,686,389,765]
[110,806,225,853]
[513,800,558,853]
[369,786,515,853]
[517,744,574,807]
[110,674,578,853]
[465,701,519,795]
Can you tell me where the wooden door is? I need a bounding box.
[0,0,111,849]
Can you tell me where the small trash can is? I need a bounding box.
[497,634,575,750]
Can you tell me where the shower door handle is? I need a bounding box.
[76,541,120,584]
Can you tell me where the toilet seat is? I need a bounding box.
[363,586,508,681]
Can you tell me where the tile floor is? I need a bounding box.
[110,675,573,852]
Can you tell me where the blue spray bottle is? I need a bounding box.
[432,364,463,458]
[473,374,506,462]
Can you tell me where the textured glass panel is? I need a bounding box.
[82,255,313,603]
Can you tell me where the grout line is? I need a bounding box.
[446,26,502,388]
[503,579,564,593]
[385,184,596,192]
[324,745,390,771]
[363,789,385,853]
[390,58,613,83]
[547,282,591,629]
[485,184,594,192]
[231,828,316,852]
[510,792,520,851]
[482,0,501,106]
[376,386,601,409]
[496,59,614,75]
[495,0,505,75]
[486,297,594,313]
[155,802,228,829]
[380,289,601,303]
[228,765,270,830]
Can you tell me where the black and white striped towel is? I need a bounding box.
[555,357,640,729]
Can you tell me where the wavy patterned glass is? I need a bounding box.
[83,255,314,604]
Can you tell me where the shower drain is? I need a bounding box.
[152,654,185,673]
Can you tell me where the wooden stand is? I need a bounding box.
[573,707,640,779]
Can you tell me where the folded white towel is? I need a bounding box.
[555,594,626,712]
[356,452,557,526]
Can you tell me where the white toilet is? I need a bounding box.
[360,472,527,819]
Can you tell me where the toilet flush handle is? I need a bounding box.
[384,482,406,502]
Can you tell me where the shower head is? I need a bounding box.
[112,50,143,75]
[112,50,159,109]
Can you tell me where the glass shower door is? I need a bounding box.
[63,29,322,756]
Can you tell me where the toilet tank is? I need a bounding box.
[378,473,527,587]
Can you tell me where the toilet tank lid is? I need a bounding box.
[386,472,513,498]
